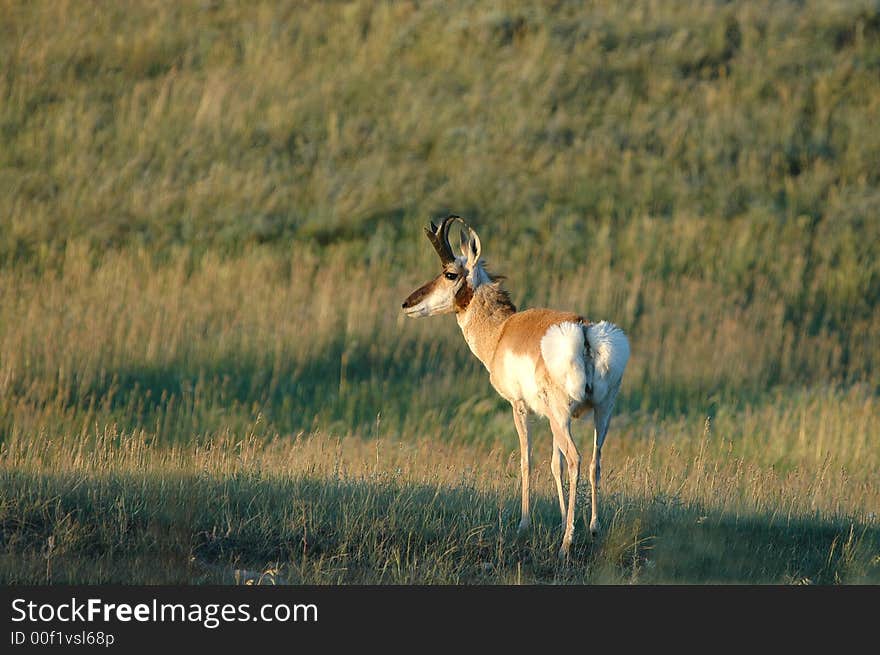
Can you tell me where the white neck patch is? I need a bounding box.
[467,260,489,288]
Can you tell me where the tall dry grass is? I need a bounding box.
[1,240,876,447]
[2,387,877,583]
[1,246,877,583]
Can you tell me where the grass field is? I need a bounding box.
[1,0,879,583]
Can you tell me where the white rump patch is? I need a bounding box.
[585,321,630,406]
[540,322,588,403]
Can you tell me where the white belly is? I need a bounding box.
[491,351,544,413]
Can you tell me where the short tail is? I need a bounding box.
[585,321,630,406]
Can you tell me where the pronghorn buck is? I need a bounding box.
[402,216,630,557]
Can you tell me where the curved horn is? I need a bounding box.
[424,215,460,264]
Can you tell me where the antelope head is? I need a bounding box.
[401,215,484,318]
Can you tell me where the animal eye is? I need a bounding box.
[444,272,459,281]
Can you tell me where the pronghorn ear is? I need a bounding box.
[458,229,469,258]
[465,229,481,267]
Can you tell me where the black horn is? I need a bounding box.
[424,215,460,264]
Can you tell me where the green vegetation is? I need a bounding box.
[1,0,878,583]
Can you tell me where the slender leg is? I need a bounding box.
[588,427,604,537]
[550,444,566,523]
[550,415,580,558]
[512,400,531,534]
[590,398,615,537]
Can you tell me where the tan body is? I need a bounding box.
[403,217,629,557]
[460,301,587,415]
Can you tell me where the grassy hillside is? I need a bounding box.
[0,1,878,583]
[3,0,879,375]
[3,1,880,249]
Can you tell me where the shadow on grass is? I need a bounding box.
[26,336,485,440]
[10,332,802,446]
[1,469,877,584]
